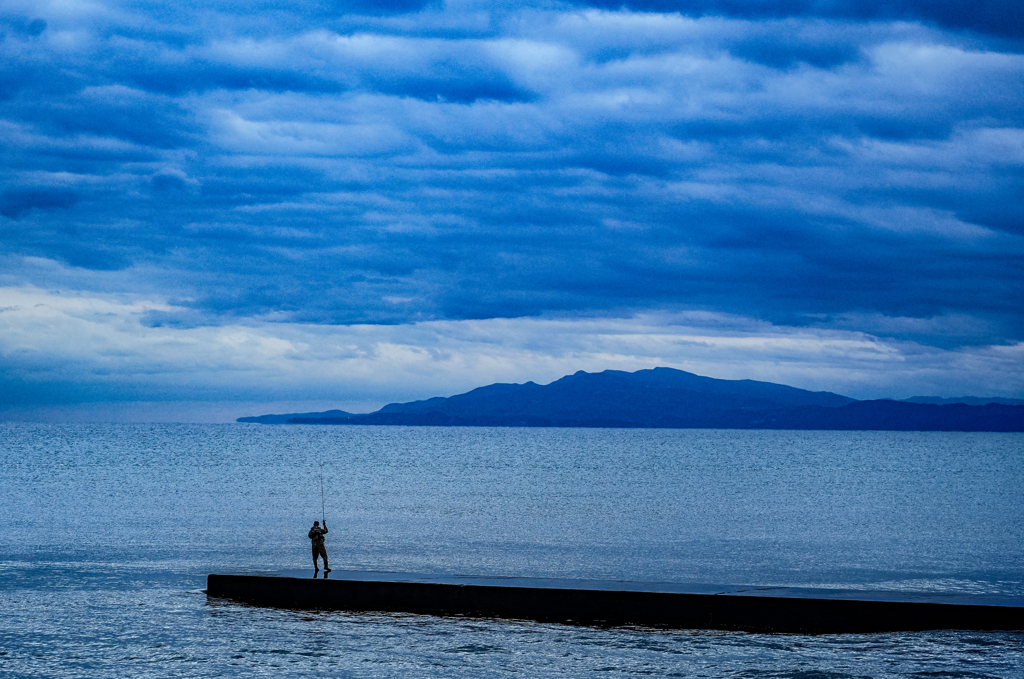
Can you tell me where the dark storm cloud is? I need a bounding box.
[321,0,437,17]
[0,15,46,39]
[581,0,1024,39]
[1,1,1022,350]
[0,188,81,219]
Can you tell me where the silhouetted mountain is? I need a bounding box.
[742,400,1024,432]
[237,409,352,424]
[367,368,852,423]
[240,368,1024,431]
[281,367,851,427]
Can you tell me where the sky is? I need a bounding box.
[1,0,1022,422]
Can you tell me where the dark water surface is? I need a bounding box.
[1,423,1021,677]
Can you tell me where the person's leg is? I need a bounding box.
[312,546,320,570]
[318,546,330,572]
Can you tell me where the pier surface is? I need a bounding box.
[206,571,1024,634]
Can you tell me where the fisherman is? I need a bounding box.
[308,520,330,574]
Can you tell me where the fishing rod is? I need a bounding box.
[317,449,326,525]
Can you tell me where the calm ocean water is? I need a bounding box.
[0,423,1021,677]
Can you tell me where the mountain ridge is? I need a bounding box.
[237,368,1024,431]
[237,409,353,424]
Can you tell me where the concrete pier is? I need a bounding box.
[206,571,1024,634]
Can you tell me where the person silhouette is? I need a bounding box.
[308,520,330,574]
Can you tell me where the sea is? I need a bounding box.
[0,423,1021,678]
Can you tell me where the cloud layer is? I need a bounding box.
[1,0,1022,414]
[2,286,1022,422]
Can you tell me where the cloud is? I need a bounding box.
[0,1,1022,411]
[576,0,1024,39]
[0,187,80,219]
[2,286,1022,422]
[1,15,47,39]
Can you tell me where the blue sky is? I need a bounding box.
[1,0,1022,421]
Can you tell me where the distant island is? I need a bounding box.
[238,368,1024,432]
[237,409,354,424]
